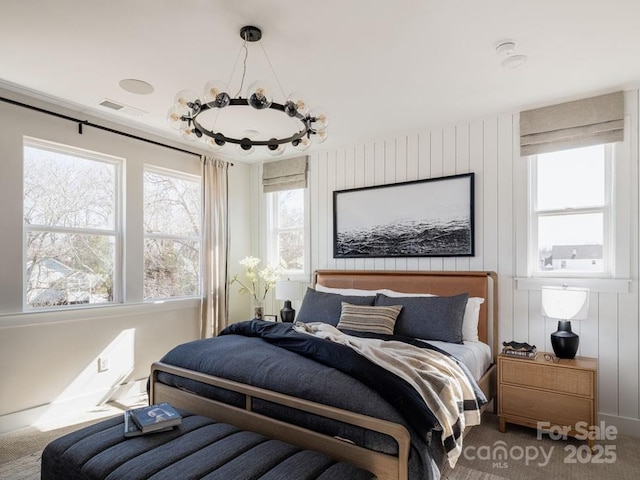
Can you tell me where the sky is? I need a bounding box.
[537,144,606,248]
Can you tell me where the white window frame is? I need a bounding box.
[266,188,310,281]
[143,165,202,301]
[528,144,614,278]
[23,137,123,309]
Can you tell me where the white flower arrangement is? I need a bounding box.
[230,256,282,302]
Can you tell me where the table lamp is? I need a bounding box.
[541,286,589,359]
[275,280,302,322]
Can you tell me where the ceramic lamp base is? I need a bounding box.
[550,320,579,359]
[280,300,295,323]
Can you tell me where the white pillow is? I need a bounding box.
[315,284,430,298]
[377,290,434,298]
[315,284,484,342]
[314,284,380,296]
[462,297,484,342]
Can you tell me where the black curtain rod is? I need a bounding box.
[0,95,233,164]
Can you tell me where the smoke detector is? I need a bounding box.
[495,41,516,56]
[495,41,527,69]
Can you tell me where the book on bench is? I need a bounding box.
[124,402,182,436]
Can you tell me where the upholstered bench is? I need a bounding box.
[41,410,376,480]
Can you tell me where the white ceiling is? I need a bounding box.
[2,0,640,163]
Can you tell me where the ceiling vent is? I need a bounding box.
[99,99,124,110]
[99,99,146,117]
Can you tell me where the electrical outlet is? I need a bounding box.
[98,356,110,372]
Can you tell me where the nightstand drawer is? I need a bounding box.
[501,358,593,397]
[501,384,593,428]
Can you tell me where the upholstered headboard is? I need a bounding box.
[313,270,498,358]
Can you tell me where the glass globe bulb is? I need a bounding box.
[205,137,226,151]
[309,107,329,129]
[174,89,198,110]
[311,129,328,144]
[203,80,230,107]
[246,81,273,110]
[180,125,198,142]
[167,106,186,130]
[285,92,309,117]
[267,139,286,156]
[293,137,311,152]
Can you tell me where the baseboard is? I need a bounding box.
[599,413,640,438]
[0,378,147,434]
[0,403,50,435]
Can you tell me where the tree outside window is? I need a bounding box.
[143,168,201,299]
[269,189,305,275]
[23,138,119,308]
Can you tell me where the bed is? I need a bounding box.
[149,270,498,480]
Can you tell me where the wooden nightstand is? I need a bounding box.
[498,352,598,447]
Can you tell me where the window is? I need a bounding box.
[23,138,121,308]
[530,144,612,276]
[143,167,201,299]
[267,189,307,277]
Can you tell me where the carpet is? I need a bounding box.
[0,453,40,480]
[442,464,510,480]
[455,413,640,480]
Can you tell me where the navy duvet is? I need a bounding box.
[156,320,485,479]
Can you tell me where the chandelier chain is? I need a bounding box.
[258,40,300,132]
[233,36,250,98]
[209,40,247,134]
[259,41,287,101]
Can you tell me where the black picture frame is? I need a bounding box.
[333,173,475,258]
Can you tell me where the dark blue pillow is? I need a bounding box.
[296,288,375,326]
[374,292,468,343]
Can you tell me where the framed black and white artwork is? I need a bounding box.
[333,173,474,258]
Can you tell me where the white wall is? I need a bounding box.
[3,84,638,437]
[0,89,252,432]
[300,90,640,436]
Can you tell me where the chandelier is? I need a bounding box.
[167,26,328,156]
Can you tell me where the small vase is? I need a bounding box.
[253,301,264,320]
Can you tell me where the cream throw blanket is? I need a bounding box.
[293,322,482,467]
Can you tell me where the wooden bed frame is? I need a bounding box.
[150,270,498,480]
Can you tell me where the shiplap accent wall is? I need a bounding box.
[301,90,640,435]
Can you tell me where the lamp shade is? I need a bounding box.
[541,286,589,320]
[275,280,302,301]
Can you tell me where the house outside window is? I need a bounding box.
[530,144,612,276]
[267,188,308,278]
[23,138,121,308]
[143,167,201,299]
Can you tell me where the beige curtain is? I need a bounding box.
[520,91,624,156]
[200,156,230,338]
[262,156,308,192]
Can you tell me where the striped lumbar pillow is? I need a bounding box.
[337,302,402,335]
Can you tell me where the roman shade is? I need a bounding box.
[262,156,308,192]
[520,91,624,156]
